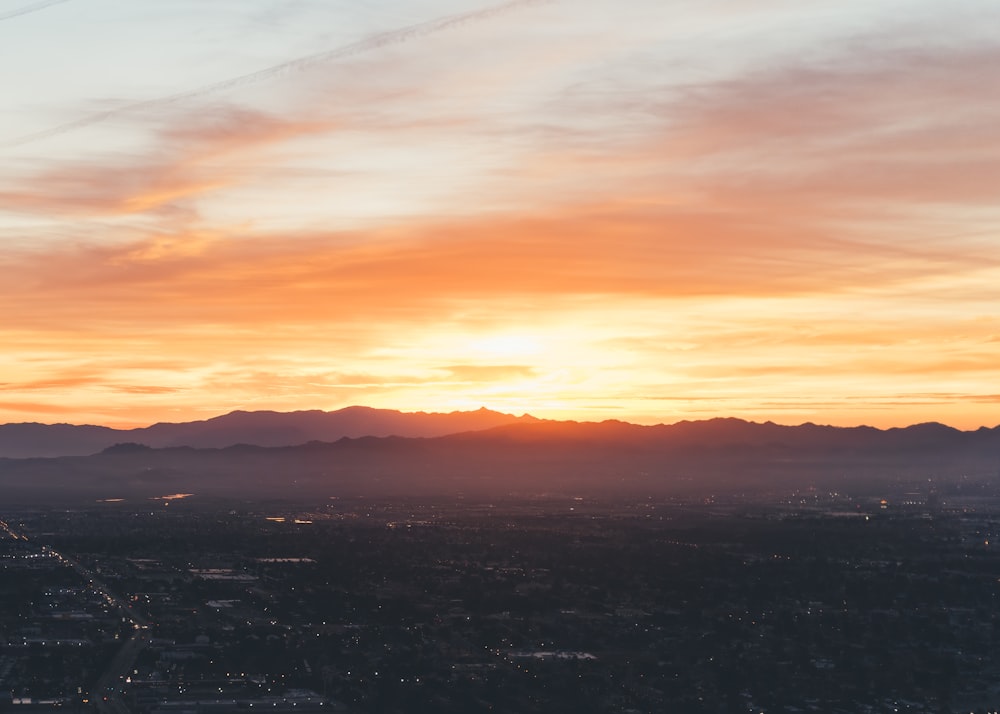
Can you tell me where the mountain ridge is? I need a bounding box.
[0,411,997,504]
[0,406,540,458]
[0,406,996,460]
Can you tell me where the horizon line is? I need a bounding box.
[2,405,996,434]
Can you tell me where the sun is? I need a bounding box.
[470,334,542,359]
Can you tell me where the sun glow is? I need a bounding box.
[470,334,541,359]
[2,0,999,429]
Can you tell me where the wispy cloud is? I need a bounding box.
[0,0,72,23]
[442,365,538,381]
[1,0,549,148]
[0,107,336,217]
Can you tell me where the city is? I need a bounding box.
[4,489,1000,713]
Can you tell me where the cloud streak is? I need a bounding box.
[1,0,549,149]
[0,0,72,22]
[0,107,338,218]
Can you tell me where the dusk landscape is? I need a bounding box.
[2,0,1000,712]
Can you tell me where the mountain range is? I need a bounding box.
[0,406,538,458]
[0,407,998,504]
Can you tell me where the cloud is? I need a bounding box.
[0,107,336,218]
[0,401,85,415]
[110,385,181,395]
[645,42,1000,211]
[1,0,549,148]
[0,0,71,22]
[1,195,995,340]
[966,395,1000,404]
[685,355,1000,380]
[441,365,538,381]
[0,376,99,392]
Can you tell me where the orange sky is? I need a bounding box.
[1,0,999,429]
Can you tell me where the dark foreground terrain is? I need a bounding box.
[3,492,1000,713]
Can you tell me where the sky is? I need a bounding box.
[1,0,999,429]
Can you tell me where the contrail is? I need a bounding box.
[2,0,549,149]
[0,0,72,22]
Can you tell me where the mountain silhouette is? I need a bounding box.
[0,406,538,458]
[0,414,997,504]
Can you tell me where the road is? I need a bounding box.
[92,629,149,714]
[1,515,150,712]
